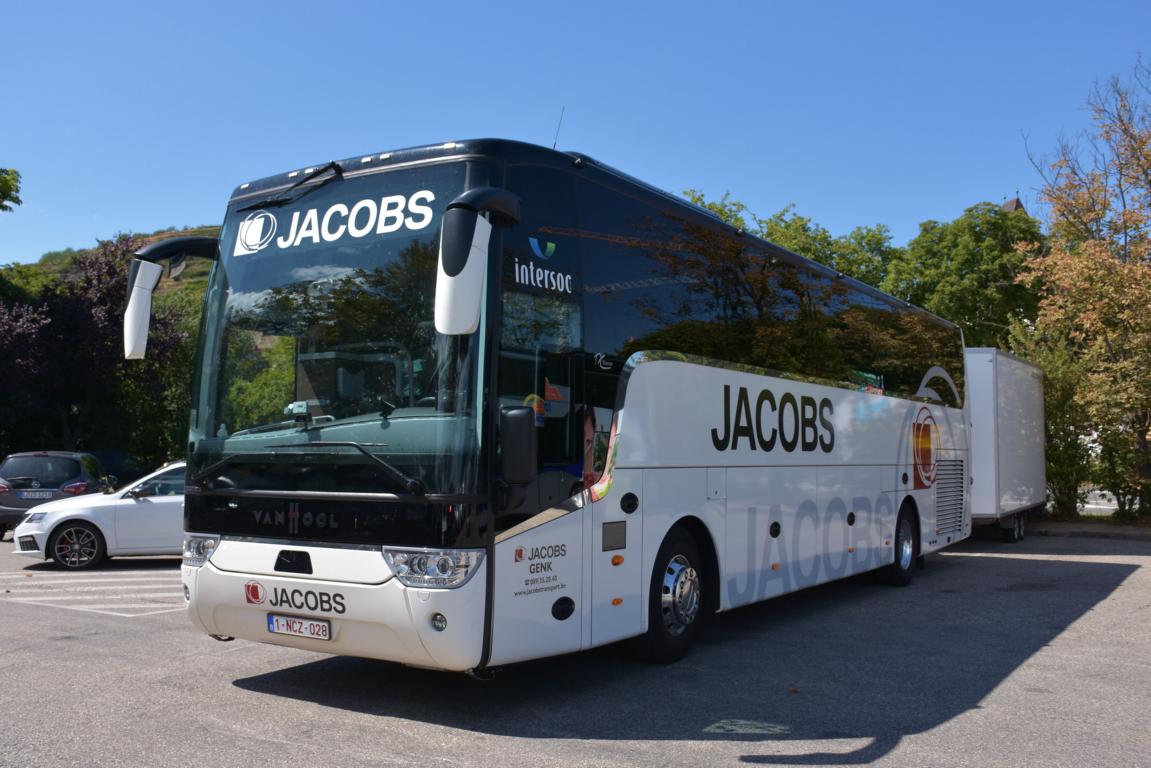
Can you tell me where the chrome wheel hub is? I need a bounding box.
[661,554,700,636]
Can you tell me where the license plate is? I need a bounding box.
[18,491,52,500]
[267,613,331,641]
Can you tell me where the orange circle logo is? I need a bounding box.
[912,407,938,489]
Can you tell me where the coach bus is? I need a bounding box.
[123,139,969,673]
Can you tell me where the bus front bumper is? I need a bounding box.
[185,562,486,672]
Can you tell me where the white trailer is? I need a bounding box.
[966,348,1046,542]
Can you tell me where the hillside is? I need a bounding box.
[0,225,221,303]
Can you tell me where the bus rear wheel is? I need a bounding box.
[631,527,703,663]
[876,507,917,587]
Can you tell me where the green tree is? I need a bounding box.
[882,202,1044,347]
[0,168,21,212]
[831,224,901,288]
[0,234,195,465]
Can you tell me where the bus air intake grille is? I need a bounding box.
[934,459,965,536]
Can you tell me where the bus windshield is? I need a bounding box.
[190,160,488,496]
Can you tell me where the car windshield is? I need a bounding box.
[191,160,492,496]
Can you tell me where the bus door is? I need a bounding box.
[489,319,586,665]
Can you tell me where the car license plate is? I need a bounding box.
[18,490,52,500]
[267,613,331,641]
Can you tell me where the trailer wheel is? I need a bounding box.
[876,507,917,587]
[1002,513,1023,543]
[630,526,703,663]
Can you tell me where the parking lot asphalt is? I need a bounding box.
[1,533,1149,768]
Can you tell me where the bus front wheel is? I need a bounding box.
[631,527,703,663]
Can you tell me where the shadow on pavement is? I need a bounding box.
[233,548,1137,765]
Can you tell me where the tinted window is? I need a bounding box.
[0,456,80,485]
[571,174,964,407]
[499,166,585,507]
[133,467,186,497]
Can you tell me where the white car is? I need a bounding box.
[12,461,186,569]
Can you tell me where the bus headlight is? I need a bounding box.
[382,548,485,589]
[183,534,219,568]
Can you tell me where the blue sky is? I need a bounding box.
[2,0,1148,264]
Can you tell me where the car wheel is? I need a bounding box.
[49,522,106,570]
[876,507,917,586]
[630,526,704,663]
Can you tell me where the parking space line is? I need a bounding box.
[0,574,180,583]
[6,600,187,617]
[0,566,186,617]
[4,580,180,594]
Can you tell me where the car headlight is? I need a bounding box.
[23,512,47,524]
[382,548,484,588]
[183,534,219,568]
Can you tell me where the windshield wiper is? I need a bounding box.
[268,441,425,495]
[238,161,344,211]
[192,452,280,486]
[193,442,426,496]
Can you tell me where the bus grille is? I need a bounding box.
[935,460,965,536]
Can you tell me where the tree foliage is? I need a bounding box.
[883,203,1044,347]
[0,168,21,212]
[0,234,193,466]
[1025,61,1151,515]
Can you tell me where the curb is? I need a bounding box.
[1031,525,1151,543]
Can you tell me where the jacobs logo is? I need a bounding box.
[232,190,436,256]
[711,384,835,453]
[514,544,567,562]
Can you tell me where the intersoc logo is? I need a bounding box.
[513,236,572,294]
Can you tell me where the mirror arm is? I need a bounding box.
[445,187,521,227]
[134,235,219,264]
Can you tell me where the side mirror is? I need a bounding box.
[500,406,538,486]
[124,259,164,359]
[434,187,520,336]
[124,236,218,359]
